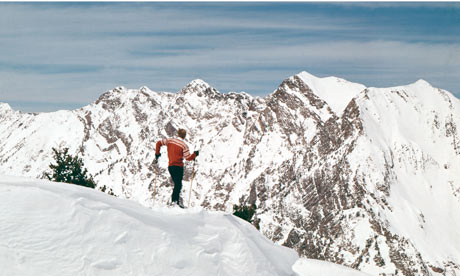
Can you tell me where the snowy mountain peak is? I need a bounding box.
[295,71,366,115]
[180,79,220,97]
[139,85,152,93]
[0,102,12,113]
[189,78,210,87]
[296,70,364,88]
[408,79,434,90]
[367,79,434,95]
[296,70,317,81]
[113,86,127,92]
[414,79,431,86]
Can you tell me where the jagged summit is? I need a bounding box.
[189,78,211,88]
[139,85,153,93]
[268,74,333,122]
[0,102,12,113]
[179,79,221,97]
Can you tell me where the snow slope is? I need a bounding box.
[347,80,460,273]
[0,175,370,276]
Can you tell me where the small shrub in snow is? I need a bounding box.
[43,147,96,189]
[233,203,260,229]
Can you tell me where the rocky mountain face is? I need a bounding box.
[1,71,459,276]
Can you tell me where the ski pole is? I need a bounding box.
[151,159,159,202]
[188,159,197,208]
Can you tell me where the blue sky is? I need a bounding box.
[0,2,459,112]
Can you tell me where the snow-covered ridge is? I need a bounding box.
[0,175,371,276]
[1,73,456,116]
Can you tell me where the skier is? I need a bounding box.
[155,129,199,208]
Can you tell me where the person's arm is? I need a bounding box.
[183,144,197,161]
[155,139,168,158]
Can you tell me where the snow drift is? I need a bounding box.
[0,175,370,276]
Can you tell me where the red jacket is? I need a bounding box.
[156,137,196,167]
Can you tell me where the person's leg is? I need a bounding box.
[168,166,184,204]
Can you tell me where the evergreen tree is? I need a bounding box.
[43,147,96,188]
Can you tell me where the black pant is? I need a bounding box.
[168,166,184,204]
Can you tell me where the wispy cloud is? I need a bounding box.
[0,2,459,112]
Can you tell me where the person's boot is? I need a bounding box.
[171,200,185,209]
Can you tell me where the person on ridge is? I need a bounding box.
[155,129,199,208]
